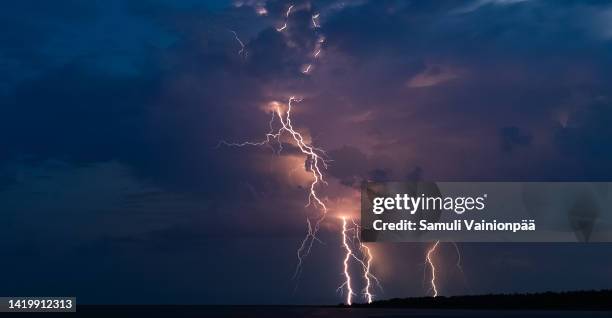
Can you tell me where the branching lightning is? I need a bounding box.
[221,4,383,305]
[351,219,382,303]
[423,241,467,298]
[218,97,329,214]
[219,96,330,280]
[221,1,478,305]
[361,243,374,303]
[337,218,381,304]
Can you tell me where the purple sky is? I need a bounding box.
[1,0,612,304]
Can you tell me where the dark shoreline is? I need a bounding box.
[348,290,612,310]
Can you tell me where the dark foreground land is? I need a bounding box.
[352,289,612,311]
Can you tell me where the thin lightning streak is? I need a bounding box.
[312,13,320,28]
[302,64,312,74]
[351,219,382,303]
[339,217,355,305]
[217,110,278,150]
[360,243,374,303]
[309,37,325,73]
[451,241,463,272]
[451,241,471,293]
[421,242,466,297]
[285,4,294,18]
[277,23,288,32]
[229,30,246,56]
[276,4,294,32]
[426,240,440,298]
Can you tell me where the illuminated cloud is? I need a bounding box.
[345,110,375,123]
[406,65,461,88]
[595,8,612,39]
[454,0,532,14]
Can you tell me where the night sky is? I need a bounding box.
[1,0,612,305]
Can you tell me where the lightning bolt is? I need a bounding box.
[338,217,355,305]
[302,64,312,74]
[219,96,330,280]
[301,35,325,76]
[312,13,320,28]
[280,97,330,279]
[222,1,330,284]
[336,218,381,305]
[361,243,374,303]
[217,98,329,213]
[351,219,381,303]
[229,30,246,57]
[285,4,294,17]
[221,4,382,304]
[276,4,294,32]
[426,240,440,297]
[451,241,471,293]
[451,241,463,273]
[276,23,288,32]
[422,241,467,298]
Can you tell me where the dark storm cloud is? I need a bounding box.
[556,100,612,179]
[0,0,318,271]
[327,146,423,186]
[499,126,532,152]
[0,173,17,192]
[0,0,175,94]
[0,0,289,193]
[300,0,612,181]
[2,0,612,184]
[0,64,157,163]
[327,146,369,186]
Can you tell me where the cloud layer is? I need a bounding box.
[1,0,612,304]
